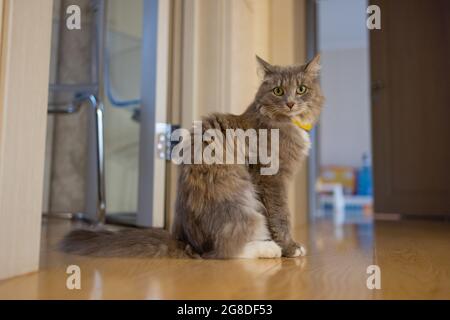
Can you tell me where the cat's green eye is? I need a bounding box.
[296,85,308,95]
[272,87,284,96]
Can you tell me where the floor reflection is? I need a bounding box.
[9,216,450,299]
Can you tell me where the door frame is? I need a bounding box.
[0,0,53,280]
[306,0,320,222]
[136,0,170,227]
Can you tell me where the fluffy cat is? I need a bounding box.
[60,55,324,259]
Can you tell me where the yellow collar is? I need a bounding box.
[291,117,313,132]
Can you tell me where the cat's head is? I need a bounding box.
[254,55,324,124]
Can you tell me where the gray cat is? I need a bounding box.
[60,55,324,259]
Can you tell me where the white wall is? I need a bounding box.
[318,0,371,168]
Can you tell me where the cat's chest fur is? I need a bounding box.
[277,123,311,174]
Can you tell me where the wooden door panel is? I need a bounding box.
[370,0,450,215]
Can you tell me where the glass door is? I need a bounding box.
[102,0,143,224]
[87,0,169,227]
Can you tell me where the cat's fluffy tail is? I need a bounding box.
[59,228,198,258]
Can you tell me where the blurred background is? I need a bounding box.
[314,0,373,235]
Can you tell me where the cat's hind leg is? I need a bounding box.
[229,190,282,259]
[178,165,281,259]
[199,187,282,259]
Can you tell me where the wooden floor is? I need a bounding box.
[0,217,450,299]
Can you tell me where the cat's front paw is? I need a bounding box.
[282,242,307,258]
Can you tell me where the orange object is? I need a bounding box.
[320,166,356,195]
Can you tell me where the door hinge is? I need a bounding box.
[156,123,181,160]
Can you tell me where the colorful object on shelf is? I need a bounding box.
[319,166,356,195]
[356,152,373,196]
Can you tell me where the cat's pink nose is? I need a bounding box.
[286,102,295,109]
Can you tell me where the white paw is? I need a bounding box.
[259,240,282,258]
[237,240,282,259]
[293,245,307,257]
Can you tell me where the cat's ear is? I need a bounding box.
[304,54,321,78]
[256,55,274,77]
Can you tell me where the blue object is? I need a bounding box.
[357,152,373,195]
